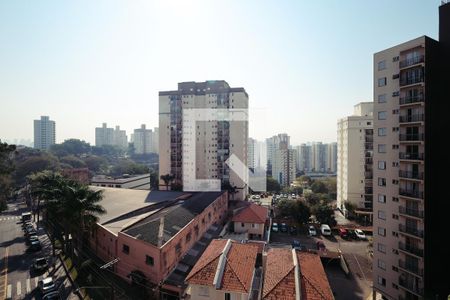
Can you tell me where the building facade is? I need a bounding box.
[373,4,450,299]
[337,102,374,216]
[33,116,55,150]
[272,148,296,187]
[159,81,249,200]
[133,124,153,154]
[248,137,256,171]
[95,123,114,147]
[326,142,338,173]
[266,134,290,175]
[113,126,128,150]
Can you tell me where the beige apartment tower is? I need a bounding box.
[337,102,373,221]
[372,3,450,299]
[159,81,248,200]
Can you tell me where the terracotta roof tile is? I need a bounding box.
[185,239,226,284]
[297,252,334,300]
[232,203,268,224]
[263,248,294,298]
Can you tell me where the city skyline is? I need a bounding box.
[0,1,439,145]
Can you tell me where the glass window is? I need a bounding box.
[378,161,386,170]
[378,276,386,286]
[378,178,386,187]
[378,94,387,103]
[378,144,386,153]
[122,244,130,254]
[377,243,386,253]
[378,128,386,136]
[378,210,386,220]
[378,259,386,270]
[378,194,386,203]
[145,255,154,266]
[378,60,386,71]
[378,111,387,120]
[378,227,386,236]
[378,77,387,87]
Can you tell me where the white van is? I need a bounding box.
[320,224,331,236]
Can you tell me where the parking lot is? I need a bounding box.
[270,223,373,300]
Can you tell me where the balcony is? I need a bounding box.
[399,152,424,161]
[399,206,424,219]
[365,157,373,164]
[365,136,373,143]
[364,172,373,179]
[398,277,424,296]
[399,260,423,277]
[400,76,424,87]
[399,94,424,106]
[399,224,424,238]
[399,55,424,69]
[399,189,424,200]
[398,242,424,257]
[399,170,424,180]
[365,187,373,195]
[399,114,424,123]
[399,134,424,142]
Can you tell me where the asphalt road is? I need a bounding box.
[0,200,73,300]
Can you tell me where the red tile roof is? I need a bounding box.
[232,203,268,224]
[263,248,334,300]
[186,239,259,293]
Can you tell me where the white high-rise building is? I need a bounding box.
[248,137,256,170]
[337,102,373,216]
[133,124,153,154]
[266,134,290,175]
[113,126,128,150]
[95,123,114,147]
[152,127,159,154]
[159,81,248,200]
[326,142,338,173]
[311,142,327,172]
[273,147,296,187]
[34,116,55,150]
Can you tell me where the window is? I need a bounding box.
[378,178,386,186]
[252,223,258,229]
[378,128,386,136]
[225,293,231,300]
[378,227,386,236]
[378,77,387,87]
[392,266,399,272]
[378,276,386,287]
[378,144,386,153]
[378,243,386,253]
[392,197,399,202]
[175,243,181,255]
[392,179,399,185]
[198,286,209,296]
[186,232,192,243]
[145,255,154,266]
[378,161,386,170]
[378,194,386,203]
[378,210,386,220]
[392,109,399,114]
[378,259,386,270]
[241,222,245,227]
[378,60,386,71]
[392,231,399,237]
[378,94,387,103]
[378,111,387,120]
[122,244,130,254]
[392,214,399,220]
[392,91,400,97]
[392,283,399,289]
[392,145,399,149]
[393,56,399,62]
[392,127,399,132]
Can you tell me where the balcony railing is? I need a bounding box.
[399,170,424,180]
[399,94,424,105]
[364,172,373,179]
[399,206,424,218]
[399,224,424,238]
[398,242,424,257]
[399,152,424,161]
[365,157,373,164]
[365,187,373,195]
[399,260,423,277]
[400,76,424,87]
[365,136,373,142]
[399,189,424,200]
[399,55,425,68]
[399,134,424,142]
[398,276,424,296]
[399,114,424,123]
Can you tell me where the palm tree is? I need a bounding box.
[160,174,175,191]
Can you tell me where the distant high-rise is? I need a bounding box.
[326,142,337,173]
[113,126,128,150]
[152,127,159,154]
[95,123,114,147]
[372,3,450,299]
[133,124,153,154]
[311,142,327,172]
[33,116,55,150]
[248,137,256,170]
[337,102,373,217]
[295,143,312,173]
[159,81,248,200]
[266,133,290,175]
[267,134,295,186]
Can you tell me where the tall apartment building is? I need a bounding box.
[95,123,114,147]
[295,143,312,172]
[133,124,153,154]
[113,126,128,150]
[159,81,248,200]
[152,127,159,154]
[373,4,450,299]
[326,142,338,173]
[33,116,55,150]
[266,133,290,175]
[311,142,327,172]
[337,102,373,218]
[272,147,296,187]
[248,137,256,171]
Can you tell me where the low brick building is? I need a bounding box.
[232,202,268,240]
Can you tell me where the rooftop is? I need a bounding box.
[232,202,268,224]
[185,239,259,294]
[123,192,224,247]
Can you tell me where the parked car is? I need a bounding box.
[347,229,357,239]
[308,225,317,236]
[254,195,260,199]
[289,226,297,235]
[292,240,304,250]
[38,277,56,294]
[280,223,288,233]
[27,234,39,245]
[316,240,326,250]
[42,291,62,300]
[320,224,332,236]
[28,240,42,252]
[21,212,32,222]
[32,257,49,272]
[355,229,367,240]
[272,222,279,232]
[338,228,349,239]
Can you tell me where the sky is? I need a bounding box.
[0,0,439,146]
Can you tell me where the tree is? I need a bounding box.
[50,139,91,157]
[311,180,328,194]
[14,154,60,185]
[61,155,87,169]
[277,199,311,224]
[109,159,149,176]
[297,175,312,186]
[266,176,281,193]
[160,174,175,190]
[305,193,320,206]
[0,141,16,211]
[312,203,336,226]
[83,155,108,173]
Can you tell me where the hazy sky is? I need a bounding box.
[0,1,439,145]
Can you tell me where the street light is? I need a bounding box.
[74,286,114,300]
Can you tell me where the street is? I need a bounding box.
[0,200,75,300]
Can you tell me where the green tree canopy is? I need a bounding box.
[83,155,108,173]
[0,141,16,211]
[50,139,92,157]
[311,180,328,194]
[266,176,281,193]
[61,155,87,169]
[277,199,311,224]
[14,154,60,185]
[312,203,336,226]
